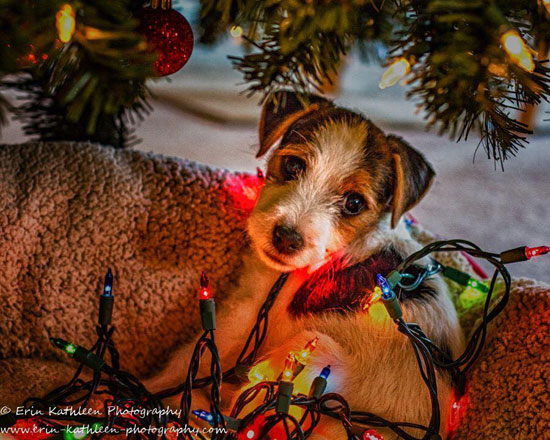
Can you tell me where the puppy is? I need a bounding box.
[148,92,464,439]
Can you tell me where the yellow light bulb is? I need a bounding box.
[541,0,550,14]
[56,4,76,43]
[362,286,382,311]
[230,25,243,38]
[501,31,535,72]
[379,58,410,89]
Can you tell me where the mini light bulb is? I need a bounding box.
[193,409,215,424]
[230,25,243,38]
[56,4,76,43]
[363,429,385,440]
[363,286,382,310]
[376,274,393,300]
[103,268,113,296]
[541,0,550,14]
[281,353,295,382]
[501,31,535,72]
[466,277,489,294]
[50,337,77,355]
[198,271,212,300]
[297,337,319,363]
[525,245,550,259]
[379,58,410,89]
[245,429,256,439]
[320,365,331,380]
[256,167,265,180]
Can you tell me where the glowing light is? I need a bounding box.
[247,360,274,385]
[379,58,410,89]
[525,245,550,259]
[459,287,485,308]
[296,336,319,364]
[245,429,255,439]
[63,428,89,440]
[488,63,507,77]
[376,274,393,300]
[198,271,212,300]
[466,278,489,294]
[448,392,469,433]
[282,353,296,382]
[256,167,264,180]
[230,25,243,38]
[320,365,331,380]
[222,174,263,213]
[193,409,215,424]
[501,31,535,72]
[73,429,88,440]
[367,301,389,324]
[541,0,550,14]
[363,429,385,440]
[90,423,102,432]
[363,286,382,310]
[103,268,113,296]
[65,343,77,355]
[56,4,76,43]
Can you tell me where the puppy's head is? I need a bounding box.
[248,91,434,272]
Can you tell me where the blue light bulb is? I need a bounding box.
[193,410,215,425]
[103,268,113,296]
[320,365,331,380]
[376,274,393,300]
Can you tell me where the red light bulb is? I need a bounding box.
[525,246,550,259]
[363,429,385,440]
[256,167,265,180]
[198,271,212,300]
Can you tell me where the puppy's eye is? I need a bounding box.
[282,156,306,181]
[342,192,366,216]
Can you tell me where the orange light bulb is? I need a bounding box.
[281,353,295,382]
[297,336,319,363]
[379,58,410,89]
[501,31,535,72]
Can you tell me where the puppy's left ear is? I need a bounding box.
[387,135,435,229]
[257,91,331,158]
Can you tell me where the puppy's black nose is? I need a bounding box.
[272,225,304,255]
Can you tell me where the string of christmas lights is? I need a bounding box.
[2,240,548,440]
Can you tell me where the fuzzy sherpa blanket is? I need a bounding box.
[0,142,548,439]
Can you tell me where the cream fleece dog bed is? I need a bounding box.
[0,142,548,439]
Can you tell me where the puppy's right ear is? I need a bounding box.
[257,91,331,158]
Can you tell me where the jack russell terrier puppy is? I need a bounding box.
[147,92,464,439]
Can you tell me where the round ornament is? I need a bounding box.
[137,1,193,77]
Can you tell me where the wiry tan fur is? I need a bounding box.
[148,102,464,439]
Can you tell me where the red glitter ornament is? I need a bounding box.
[137,1,193,77]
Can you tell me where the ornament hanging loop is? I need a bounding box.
[151,0,173,10]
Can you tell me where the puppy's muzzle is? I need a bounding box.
[272,225,304,255]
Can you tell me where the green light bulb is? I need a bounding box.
[466,278,490,293]
[65,344,77,355]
